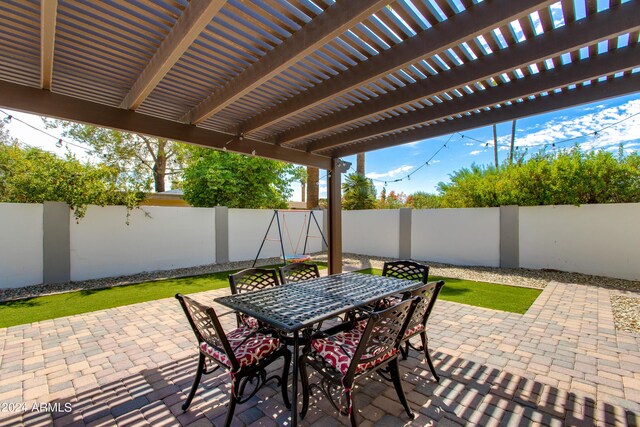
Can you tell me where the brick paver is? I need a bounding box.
[0,280,638,426]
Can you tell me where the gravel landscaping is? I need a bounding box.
[1,252,638,334]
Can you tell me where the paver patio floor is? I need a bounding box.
[1,280,639,426]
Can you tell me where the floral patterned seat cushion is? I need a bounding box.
[311,328,397,376]
[200,327,280,369]
[375,295,403,310]
[403,323,425,338]
[240,314,260,329]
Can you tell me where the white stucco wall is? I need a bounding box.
[228,209,324,262]
[70,205,215,281]
[0,203,43,288]
[519,203,640,281]
[411,208,500,267]
[342,210,400,258]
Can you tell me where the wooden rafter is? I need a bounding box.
[183,0,390,125]
[119,0,227,110]
[40,0,58,90]
[0,81,330,169]
[278,2,639,147]
[238,0,557,135]
[307,46,639,152]
[333,73,640,158]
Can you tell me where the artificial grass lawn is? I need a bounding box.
[0,263,327,328]
[355,268,541,314]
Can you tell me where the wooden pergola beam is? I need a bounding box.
[279,2,639,146]
[239,0,556,135]
[333,73,640,158]
[40,0,58,90]
[184,0,389,125]
[119,0,227,110]
[0,81,331,169]
[308,46,639,152]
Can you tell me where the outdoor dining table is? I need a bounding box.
[215,271,422,426]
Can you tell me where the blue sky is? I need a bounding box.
[311,92,640,199]
[3,92,639,200]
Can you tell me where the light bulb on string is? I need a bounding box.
[3,115,12,124]
[56,139,63,148]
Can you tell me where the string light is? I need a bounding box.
[352,110,638,188]
[0,109,92,153]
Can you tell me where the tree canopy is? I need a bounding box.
[181,148,295,208]
[342,173,377,210]
[0,141,144,219]
[437,147,640,208]
[47,121,188,192]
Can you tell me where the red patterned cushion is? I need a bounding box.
[240,315,259,329]
[375,295,402,309]
[311,329,397,376]
[200,327,280,369]
[403,323,424,338]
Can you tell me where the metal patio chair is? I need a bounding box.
[299,298,419,426]
[176,294,291,427]
[278,262,320,284]
[228,268,280,328]
[398,280,445,382]
[375,260,430,309]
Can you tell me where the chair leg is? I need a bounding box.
[182,353,205,411]
[281,349,291,409]
[421,332,440,382]
[389,359,415,420]
[346,388,357,427]
[223,379,239,427]
[299,357,310,419]
[403,340,410,360]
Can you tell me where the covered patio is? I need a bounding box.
[1,0,640,426]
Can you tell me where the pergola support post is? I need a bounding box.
[327,159,343,274]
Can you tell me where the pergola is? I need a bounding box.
[1,0,638,273]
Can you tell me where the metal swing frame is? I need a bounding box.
[252,209,328,267]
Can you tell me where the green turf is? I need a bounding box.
[0,263,328,328]
[354,268,541,314]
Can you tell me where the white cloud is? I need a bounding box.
[430,159,441,164]
[464,142,475,146]
[514,99,640,152]
[367,165,414,180]
[469,150,482,156]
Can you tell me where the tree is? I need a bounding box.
[342,172,376,210]
[307,166,319,209]
[291,166,307,203]
[357,153,366,175]
[48,121,187,192]
[437,146,640,207]
[377,190,407,209]
[181,147,295,208]
[407,191,441,209]
[0,141,144,219]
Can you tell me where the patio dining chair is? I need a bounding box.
[278,262,320,284]
[175,294,291,427]
[228,268,280,328]
[375,260,430,309]
[299,298,419,426]
[382,260,429,283]
[398,280,445,382]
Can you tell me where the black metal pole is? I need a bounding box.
[252,210,277,267]
[302,211,312,255]
[275,210,287,266]
[311,210,328,247]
